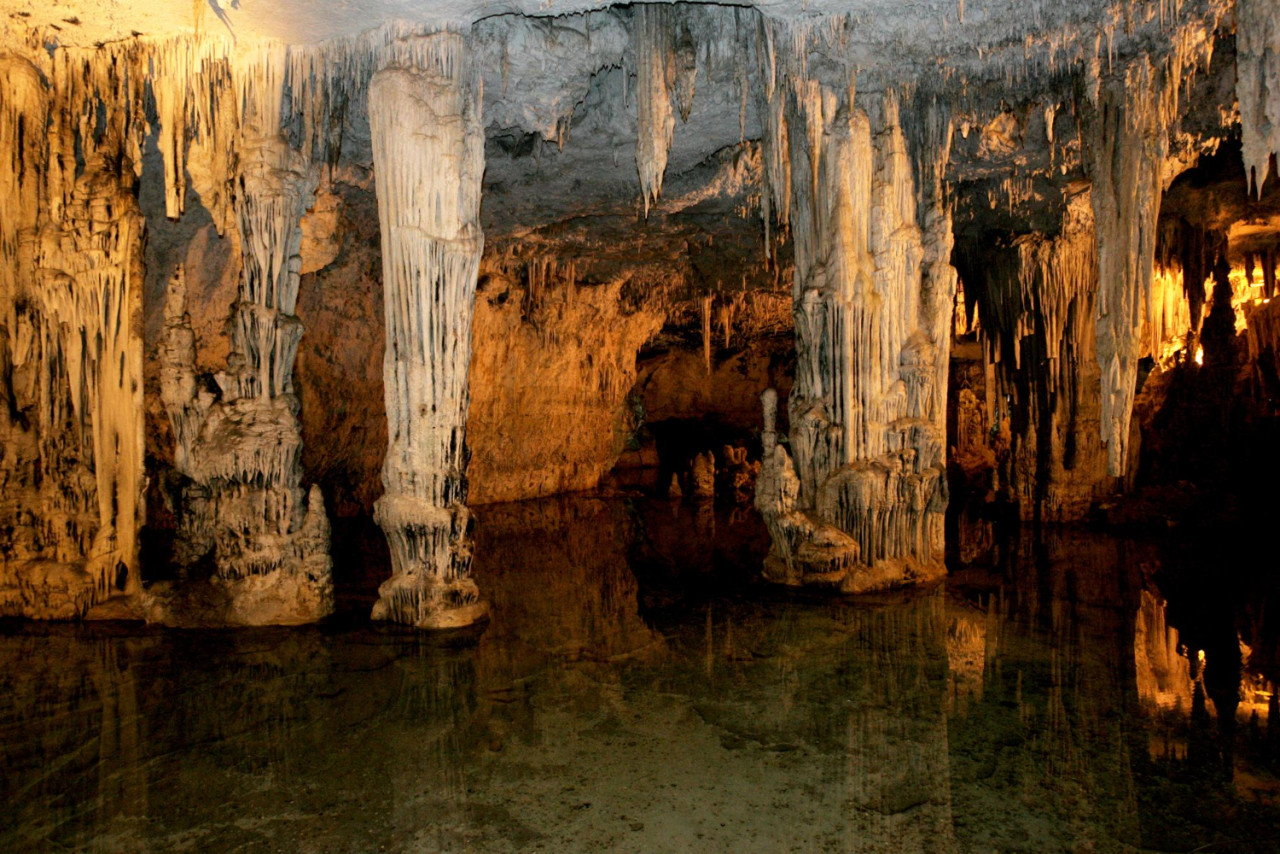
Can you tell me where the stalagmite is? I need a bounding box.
[369,33,489,630]
[755,58,954,592]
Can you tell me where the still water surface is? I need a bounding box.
[3,497,1278,852]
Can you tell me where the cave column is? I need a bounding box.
[1085,61,1170,478]
[756,81,954,593]
[368,33,489,629]
[156,57,334,625]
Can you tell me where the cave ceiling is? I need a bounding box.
[2,0,1261,267]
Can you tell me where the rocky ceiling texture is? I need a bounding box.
[0,0,1278,627]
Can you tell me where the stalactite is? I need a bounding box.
[369,32,489,630]
[1262,247,1278,299]
[1237,0,1280,195]
[754,16,790,256]
[701,293,713,375]
[635,4,676,216]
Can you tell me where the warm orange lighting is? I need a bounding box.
[1194,346,1204,365]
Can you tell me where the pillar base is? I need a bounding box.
[371,572,489,630]
[762,550,946,595]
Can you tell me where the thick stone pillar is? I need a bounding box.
[756,84,954,593]
[369,34,488,630]
[157,131,334,626]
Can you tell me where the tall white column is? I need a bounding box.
[369,33,489,630]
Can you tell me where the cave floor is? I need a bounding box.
[3,496,1280,852]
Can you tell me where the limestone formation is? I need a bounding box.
[1238,0,1280,195]
[635,3,677,216]
[754,45,954,591]
[1085,61,1178,478]
[0,0,1275,626]
[954,195,1112,521]
[141,41,336,626]
[369,34,489,630]
[0,49,146,619]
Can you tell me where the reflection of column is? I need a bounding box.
[369,34,488,629]
[94,647,148,827]
[843,591,956,852]
[1134,589,1193,714]
[949,535,1146,849]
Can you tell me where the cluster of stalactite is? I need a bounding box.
[0,47,146,619]
[954,197,1111,522]
[1154,217,1231,362]
[0,29,381,623]
[0,19,504,625]
[752,23,955,592]
[368,33,490,629]
[1085,57,1185,478]
[947,19,1224,524]
[0,1,1268,624]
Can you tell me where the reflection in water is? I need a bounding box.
[3,499,1280,851]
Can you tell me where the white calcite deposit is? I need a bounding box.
[368,34,489,629]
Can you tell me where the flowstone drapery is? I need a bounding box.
[369,34,489,630]
[0,51,146,619]
[755,75,955,593]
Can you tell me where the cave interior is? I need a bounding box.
[4,0,1280,848]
